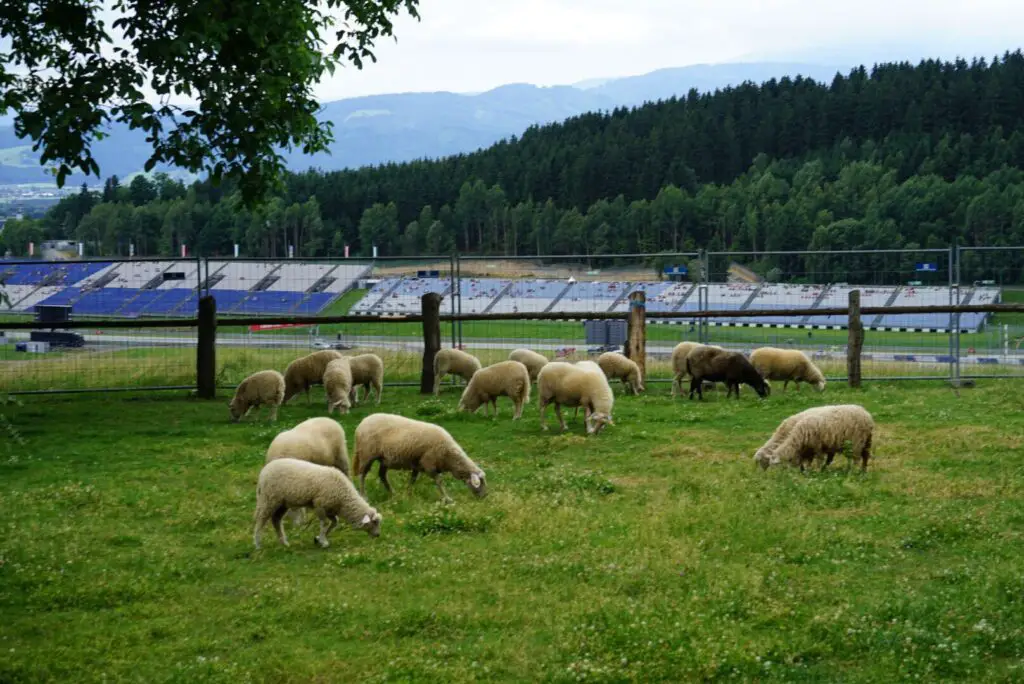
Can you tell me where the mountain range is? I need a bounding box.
[0,61,847,186]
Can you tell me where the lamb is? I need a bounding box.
[323,358,354,415]
[749,347,826,392]
[433,347,482,395]
[229,369,285,422]
[283,350,344,404]
[253,458,382,549]
[754,404,875,472]
[596,352,645,395]
[508,348,549,382]
[458,360,531,419]
[265,416,351,475]
[537,361,615,435]
[685,345,769,400]
[352,413,487,503]
[347,353,384,405]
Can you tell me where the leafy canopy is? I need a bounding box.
[0,0,419,203]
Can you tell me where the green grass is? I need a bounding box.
[2,382,1024,681]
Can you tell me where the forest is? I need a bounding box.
[4,51,1024,281]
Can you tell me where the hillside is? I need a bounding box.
[0,62,840,185]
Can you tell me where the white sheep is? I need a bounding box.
[229,369,285,422]
[537,361,615,435]
[749,347,826,392]
[458,360,531,419]
[754,404,875,472]
[283,350,344,404]
[352,413,487,503]
[323,358,354,415]
[347,353,384,405]
[596,352,644,395]
[508,348,549,382]
[266,416,351,474]
[433,347,482,395]
[253,458,381,549]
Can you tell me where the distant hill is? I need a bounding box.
[0,61,844,185]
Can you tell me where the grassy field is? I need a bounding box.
[2,381,1024,682]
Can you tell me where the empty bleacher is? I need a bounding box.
[555,280,631,313]
[374,277,451,314]
[487,279,569,314]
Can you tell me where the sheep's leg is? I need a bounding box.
[492,398,499,416]
[374,381,382,405]
[689,377,701,400]
[377,464,394,495]
[313,507,336,548]
[433,473,454,503]
[271,506,289,547]
[554,404,568,432]
[434,373,443,396]
[253,505,273,549]
[860,435,872,472]
[268,404,278,423]
[513,397,523,420]
[539,397,550,430]
[408,469,420,492]
[357,455,376,495]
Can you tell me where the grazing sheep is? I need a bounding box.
[353,413,487,503]
[670,342,725,397]
[686,346,769,400]
[597,351,645,395]
[433,347,482,395]
[458,360,531,419]
[266,416,351,475]
[229,370,285,422]
[754,404,875,472]
[323,358,354,415]
[283,350,344,404]
[509,348,549,382]
[253,458,381,549]
[347,353,384,405]
[749,347,826,392]
[537,361,615,435]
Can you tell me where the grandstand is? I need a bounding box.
[0,259,370,318]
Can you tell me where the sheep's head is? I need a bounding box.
[228,398,244,422]
[330,395,351,415]
[586,412,614,435]
[357,511,382,537]
[813,378,826,392]
[466,469,488,498]
[457,387,481,413]
[753,377,771,398]
[753,448,772,470]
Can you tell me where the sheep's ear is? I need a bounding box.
[360,513,371,525]
[470,473,481,488]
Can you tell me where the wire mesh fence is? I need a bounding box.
[3,249,1024,394]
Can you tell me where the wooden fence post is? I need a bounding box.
[421,292,442,394]
[626,289,647,381]
[847,289,863,388]
[196,295,217,399]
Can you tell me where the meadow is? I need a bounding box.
[1,379,1024,682]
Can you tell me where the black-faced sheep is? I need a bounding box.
[749,347,826,392]
[685,346,769,400]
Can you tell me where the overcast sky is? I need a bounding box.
[314,0,1024,100]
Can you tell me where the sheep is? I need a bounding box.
[433,347,482,395]
[253,458,381,549]
[754,404,875,472]
[283,350,344,404]
[508,348,549,382]
[537,361,615,435]
[265,416,351,526]
[685,345,769,400]
[229,369,285,422]
[352,413,487,503]
[347,353,384,405]
[749,347,826,392]
[596,352,645,395]
[458,360,531,419]
[323,358,354,415]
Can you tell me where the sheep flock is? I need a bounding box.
[233,338,874,553]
